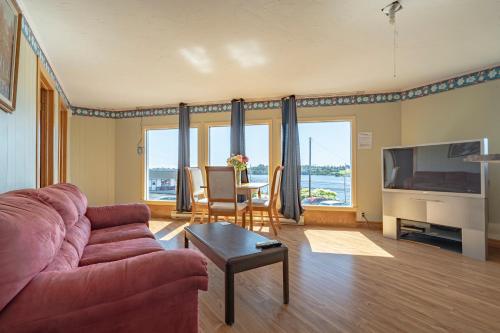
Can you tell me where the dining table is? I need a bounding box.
[202,182,268,230]
[236,182,268,230]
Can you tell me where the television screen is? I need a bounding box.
[383,141,482,194]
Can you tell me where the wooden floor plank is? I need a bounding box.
[150,220,500,333]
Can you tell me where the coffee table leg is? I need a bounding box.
[184,232,189,248]
[225,268,235,325]
[283,251,289,304]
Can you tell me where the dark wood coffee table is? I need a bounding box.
[184,222,289,325]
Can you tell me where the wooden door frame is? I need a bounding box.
[58,98,68,183]
[37,60,56,188]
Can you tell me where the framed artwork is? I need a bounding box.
[0,0,21,113]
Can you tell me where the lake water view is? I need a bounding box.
[149,172,352,207]
[249,174,352,206]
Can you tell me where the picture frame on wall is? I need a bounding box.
[0,0,22,113]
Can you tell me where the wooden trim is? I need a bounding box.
[37,59,56,188]
[58,98,68,182]
[488,238,500,249]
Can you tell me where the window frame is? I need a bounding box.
[204,120,273,185]
[140,116,354,212]
[296,116,357,212]
[142,124,201,205]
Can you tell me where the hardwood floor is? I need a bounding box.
[150,220,500,333]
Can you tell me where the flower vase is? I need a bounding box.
[235,170,242,186]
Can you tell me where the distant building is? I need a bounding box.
[148,168,177,193]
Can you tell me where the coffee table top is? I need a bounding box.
[184,222,286,263]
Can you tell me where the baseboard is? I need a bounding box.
[171,210,303,225]
[171,211,191,219]
[488,238,500,249]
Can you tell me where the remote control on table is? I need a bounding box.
[255,240,282,249]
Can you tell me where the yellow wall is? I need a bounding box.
[401,79,500,238]
[0,37,38,193]
[112,103,401,221]
[69,116,116,205]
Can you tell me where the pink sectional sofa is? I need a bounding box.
[0,184,208,333]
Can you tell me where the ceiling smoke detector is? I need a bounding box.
[381,1,403,25]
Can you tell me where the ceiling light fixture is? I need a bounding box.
[381,1,403,78]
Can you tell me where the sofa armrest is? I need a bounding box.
[86,203,151,229]
[0,250,208,332]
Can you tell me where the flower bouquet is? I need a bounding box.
[227,154,249,185]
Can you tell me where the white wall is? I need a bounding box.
[0,37,37,193]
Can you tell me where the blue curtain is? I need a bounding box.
[176,103,191,212]
[230,99,249,183]
[280,96,303,222]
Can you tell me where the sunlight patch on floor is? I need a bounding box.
[149,220,172,234]
[158,223,188,241]
[304,230,393,257]
[254,226,271,233]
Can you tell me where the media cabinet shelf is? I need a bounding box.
[383,191,487,260]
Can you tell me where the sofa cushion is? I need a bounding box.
[80,238,164,266]
[43,241,80,272]
[0,250,208,333]
[0,192,65,312]
[65,216,92,259]
[88,223,155,245]
[47,183,88,219]
[43,216,91,272]
[86,204,151,230]
[33,185,80,228]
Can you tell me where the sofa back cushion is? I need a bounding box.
[44,216,91,272]
[0,191,65,311]
[34,186,79,228]
[35,184,88,227]
[34,184,90,272]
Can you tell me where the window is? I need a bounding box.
[208,125,230,166]
[208,123,270,194]
[298,121,352,207]
[245,124,269,192]
[145,128,198,201]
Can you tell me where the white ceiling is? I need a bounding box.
[20,0,500,110]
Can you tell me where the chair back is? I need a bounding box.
[205,166,237,203]
[185,167,205,203]
[270,166,284,207]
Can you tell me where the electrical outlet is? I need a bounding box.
[361,212,366,218]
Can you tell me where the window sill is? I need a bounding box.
[303,205,357,212]
[144,200,176,206]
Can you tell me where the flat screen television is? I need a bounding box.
[382,139,487,196]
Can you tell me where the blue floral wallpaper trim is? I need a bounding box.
[400,66,499,100]
[72,65,499,118]
[21,17,71,109]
